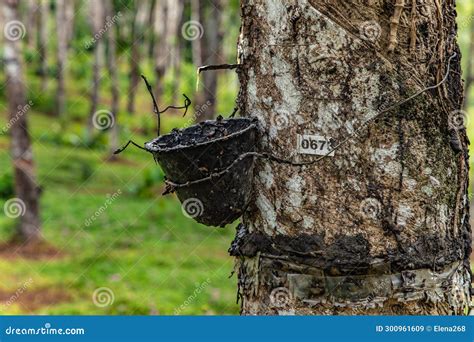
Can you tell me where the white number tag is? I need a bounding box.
[297,134,335,156]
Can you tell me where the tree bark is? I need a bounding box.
[38,0,48,92]
[165,0,184,104]
[3,0,42,243]
[464,10,474,111]
[55,0,68,117]
[126,0,149,115]
[87,0,105,137]
[195,0,222,122]
[153,0,169,103]
[105,0,120,158]
[233,0,471,315]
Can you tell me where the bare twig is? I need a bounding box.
[141,75,161,136]
[114,140,150,155]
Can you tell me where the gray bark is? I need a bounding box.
[38,0,48,92]
[195,0,222,121]
[55,0,68,117]
[166,0,184,104]
[127,0,149,115]
[153,0,169,102]
[3,0,42,242]
[234,0,471,315]
[105,0,120,157]
[87,0,105,137]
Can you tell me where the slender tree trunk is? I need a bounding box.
[232,0,471,315]
[195,0,222,122]
[464,12,474,111]
[191,0,202,67]
[26,0,38,50]
[38,0,48,92]
[3,0,42,243]
[105,0,120,158]
[55,0,68,117]
[166,0,184,104]
[147,0,157,60]
[154,0,169,104]
[87,0,105,137]
[126,0,149,115]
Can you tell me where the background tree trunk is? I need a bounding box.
[105,0,120,158]
[87,0,105,138]
[195,0,222,122]
[55,0,68,117]
[153,0,169,104]
[165,0,184,104]
[232,0,471,315]
[38,0,48,92]
[126,0,149,115]
[26,0,38,50]
[3,0,42,243]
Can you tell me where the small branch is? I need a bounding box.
[196,63,241,90]
[161,94,192,117]
[388,0,405,53]
[141,75,161,136]
[114,140,150,155]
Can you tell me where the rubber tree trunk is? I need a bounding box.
[55,0,68,117]
[3,0,42,243]
[165,0,184,104]
[126,0,149,115]
[38,0,48,92]
[87,0,105,138]
[195,0,222,122]
[153,0,168,102]
[105,0,120,158]
[233,0,471,315]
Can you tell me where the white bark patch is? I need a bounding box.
[270,55,303,138]
[255,194,277,234]
[371,143,402,177]
[264,0,289,43]
[396,203,413,227]
[258,163,274,189]
[350,67,380,122]
[286,175,305,208]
